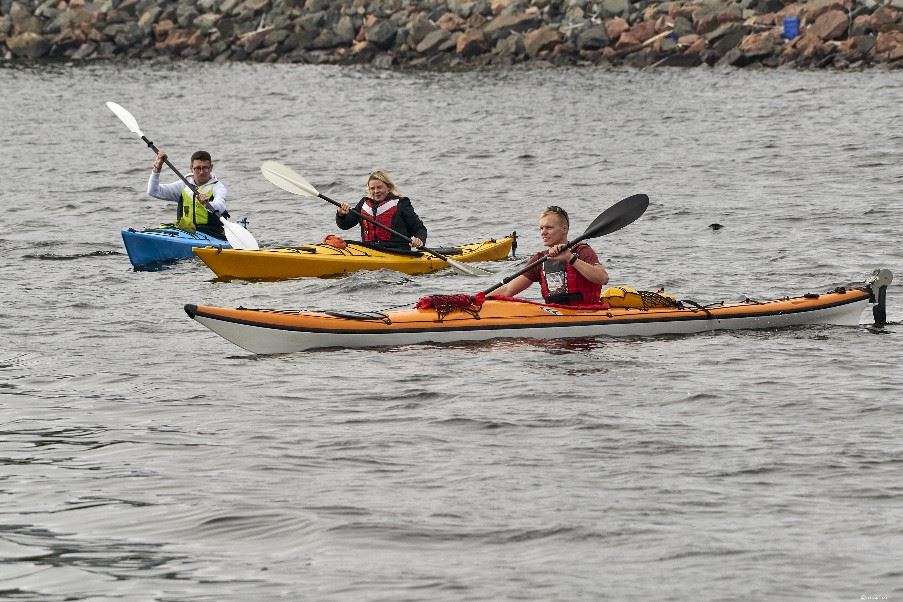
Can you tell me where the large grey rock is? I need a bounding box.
[106,22,145,47]
[406,12,437,47]
[175,4,199,28]
[575,25,609,50]
[335,15,357,44]
[194,13,222,31]
[366,19,398,49]
[415,27,450,52]
[599,0,629,19]
[495,31,525,55]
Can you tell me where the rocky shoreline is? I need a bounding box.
[3,0,903,69]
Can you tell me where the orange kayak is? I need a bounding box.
[185,269,892,354]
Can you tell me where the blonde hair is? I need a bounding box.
[540,205,569,226]
[367,170,400,196]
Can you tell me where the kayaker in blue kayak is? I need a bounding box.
[492,206,609,305]
[335,170,427,250]
[147,149,228,240]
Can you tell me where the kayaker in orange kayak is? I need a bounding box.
[335,170,427,251]
[493,206,609,305]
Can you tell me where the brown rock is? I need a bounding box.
[745,13,777,28]
[155,28,194,52]
[836,34,875,61]
[483,12,542,42]
[6,32,50,58]
[604,17,630,43]
[810,9,848,41]
[786,31,826,59]
[874,30,903,60]
[627,20,657,44]
[153,19,175,42]
[869,6,903,33]
[738,30,778,57]
[684,36,707,54]
[799,0,850,22]
[437,12,466,32]
[693,5,742,36]
[523,27,559,57]
[491,0,514,15]
[456,30,489,57]
[466,13,487,29]
[677,33,702,47]
[615,30,640,50]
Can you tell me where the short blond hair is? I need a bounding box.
[367,170,400,196]
[540,205,569,226]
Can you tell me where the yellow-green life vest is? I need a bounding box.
[176,180,219,233]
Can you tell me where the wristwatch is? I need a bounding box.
[568,254,578,265]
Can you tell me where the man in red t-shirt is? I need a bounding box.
[492,206,609,305]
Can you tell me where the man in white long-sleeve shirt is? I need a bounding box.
[147,149,228,239]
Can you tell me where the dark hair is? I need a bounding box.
[191,150,212,163]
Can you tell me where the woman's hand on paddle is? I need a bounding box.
[337,202,351,216]
[411,236,424,249]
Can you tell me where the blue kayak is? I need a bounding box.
[121,227,230,269]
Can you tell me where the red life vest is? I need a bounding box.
[538,243,602,305]
[360,197,399,242]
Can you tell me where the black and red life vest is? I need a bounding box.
[360,196,400,242]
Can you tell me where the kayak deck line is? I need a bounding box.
[184,269,893,354]
[126,226,228,242]
[185,288,873,335]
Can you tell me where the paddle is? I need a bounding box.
[480,193,650,297]
[260,161,491,276]
[106,101,259,251]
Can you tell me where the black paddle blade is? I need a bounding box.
[578,194,649,242]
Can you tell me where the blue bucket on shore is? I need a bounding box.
[783,16,800,39]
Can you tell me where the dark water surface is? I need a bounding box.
[2,62,902,600]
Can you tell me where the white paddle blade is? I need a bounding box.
[106,101,143,136]
[222,219,259,251]
[445,258,491,276]
[260,160,319,198]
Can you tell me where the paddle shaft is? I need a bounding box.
[320,191,459,264]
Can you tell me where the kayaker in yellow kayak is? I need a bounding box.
[147,149,228,240]
[335,170,427,250]
[492,206,609,305]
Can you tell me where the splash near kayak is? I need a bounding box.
[184,270,892,355]
[192,235,516,280]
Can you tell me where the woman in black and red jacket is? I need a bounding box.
[336,170,427,251]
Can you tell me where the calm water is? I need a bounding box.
[2,62,902,601]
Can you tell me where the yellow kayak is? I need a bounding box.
[192,235,516,280]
